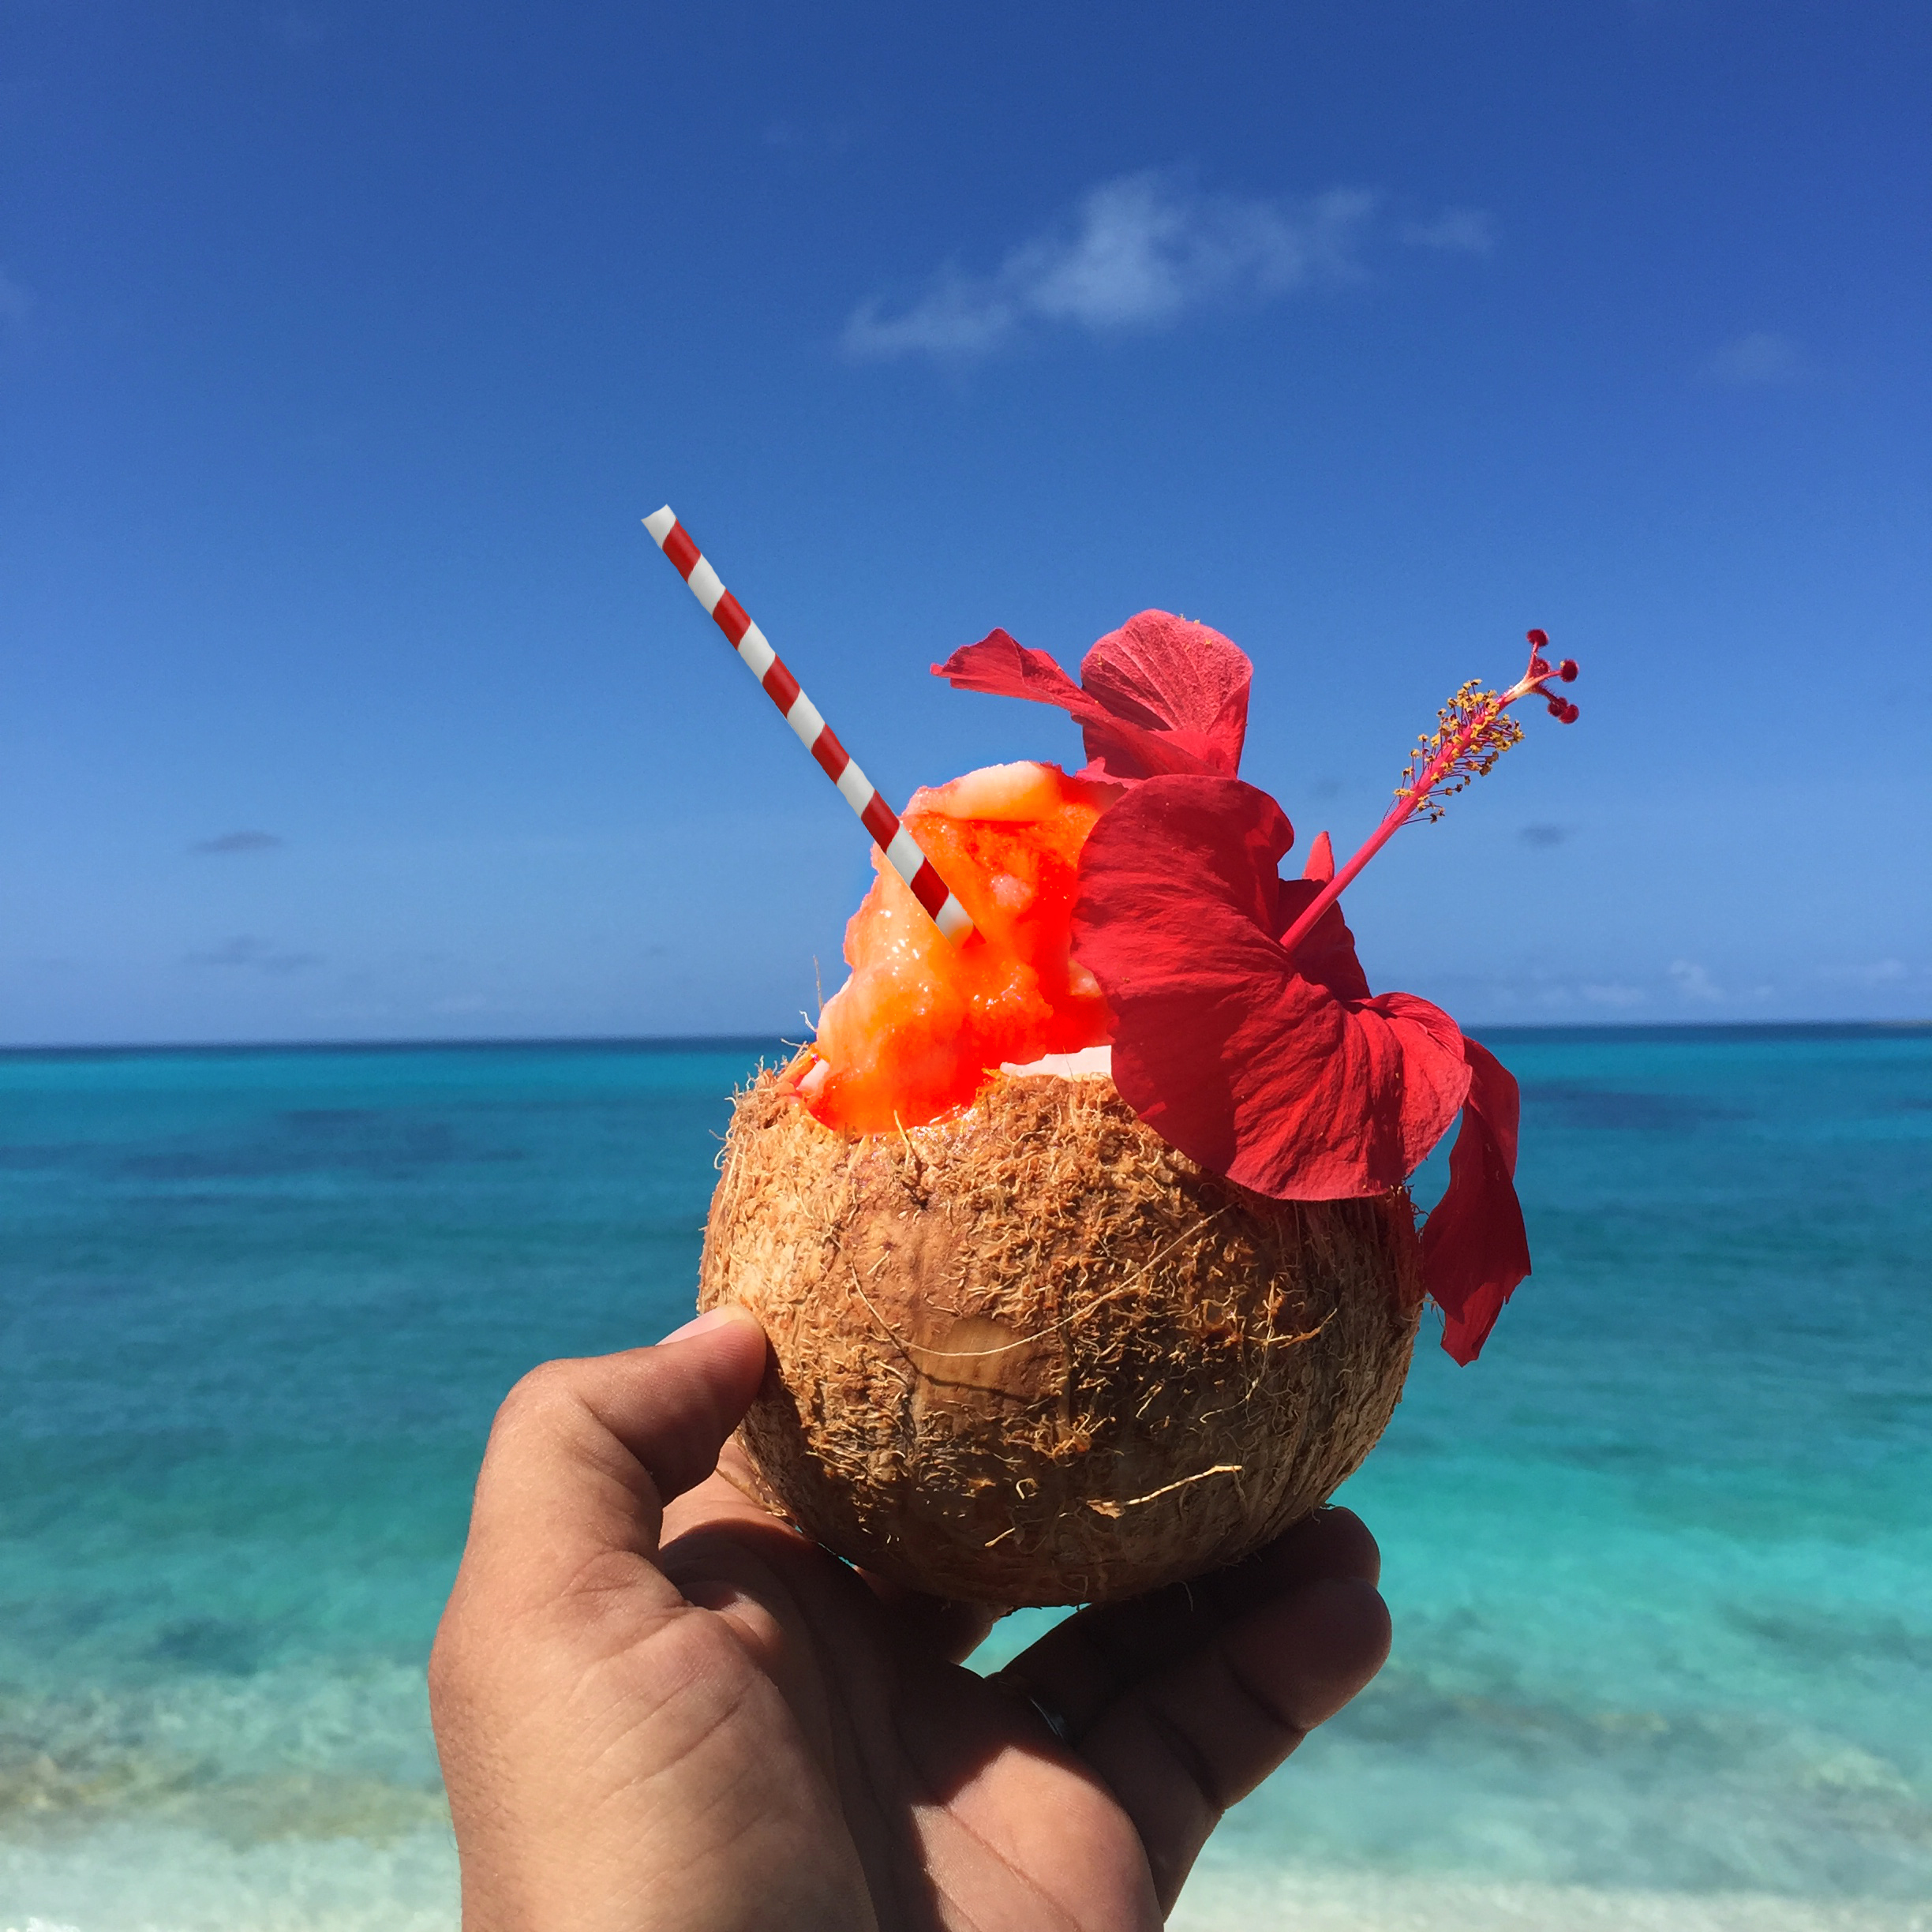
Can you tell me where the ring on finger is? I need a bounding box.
[992,1670,1074,1747]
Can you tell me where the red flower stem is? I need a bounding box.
[1277,795,1420,959]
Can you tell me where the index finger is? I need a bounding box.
[456,1307,769,1619]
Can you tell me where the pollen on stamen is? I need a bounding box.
[1395,679,1526,823]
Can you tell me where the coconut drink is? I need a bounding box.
[647,511,1578,1607]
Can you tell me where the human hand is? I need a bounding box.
[429,1308,1390,1931]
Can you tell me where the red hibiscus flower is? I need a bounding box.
[934,612,1576,1363]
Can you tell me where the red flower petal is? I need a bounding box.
[933,612,1252,784]
[1077,612,1251,781]
[1421,1039,1532,1364]
[929,627,1095,717]
[1071,775,1471,1200]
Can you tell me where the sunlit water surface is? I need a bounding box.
[2,1028,1927,1930]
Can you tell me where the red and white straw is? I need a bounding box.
[643,506,975,945]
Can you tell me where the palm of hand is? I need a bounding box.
[660,1456,1387,1932]
[432,1320,1388,1932]
[652,1462,1156,1931]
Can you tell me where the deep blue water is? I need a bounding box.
[2,1028,1927,1926]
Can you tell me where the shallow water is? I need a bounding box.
[2,1028,1927,1928]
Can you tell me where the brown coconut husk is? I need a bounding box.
[698,1067,1424,1607]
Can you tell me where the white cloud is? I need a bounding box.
[430,992,501,1015]
[1668,959,1725,1002]
[1399,207,1498,254]
[1709,330,1801,386]
[1581,982,1647,1009]
[843,173,1380,362]
[1816,957,1911,987]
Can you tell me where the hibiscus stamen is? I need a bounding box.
[1394,679,1525,826]
[1279,631,1580,961]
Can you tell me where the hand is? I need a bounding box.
[429,1308,1391,1931]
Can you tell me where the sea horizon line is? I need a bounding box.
[2,1017,1927,1062]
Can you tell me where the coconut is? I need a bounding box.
[698,1063,1423,1607]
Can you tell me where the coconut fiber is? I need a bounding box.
[699,1069,1423,1607]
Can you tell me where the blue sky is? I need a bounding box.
[5,0,1927,1046]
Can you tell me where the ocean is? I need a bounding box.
[2,1028,1927,1931]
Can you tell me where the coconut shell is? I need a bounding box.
[698,1069,1423,1607]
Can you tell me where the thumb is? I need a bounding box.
[458,1305,769,1616]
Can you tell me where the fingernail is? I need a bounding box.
[656,1305,739,1346]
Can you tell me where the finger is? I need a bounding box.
[993,1507,1380,1742]
[456,1306,769,1618]
[1223,1503,1381,1597]
[1084,1576,1391,1911]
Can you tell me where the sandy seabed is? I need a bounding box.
[0,1825,456,1932]
[3,1827,1929,1932]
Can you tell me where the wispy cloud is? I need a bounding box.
[1815,957,1911,987]
[1709,330,1802,386]
[185,935,319,974]
[1398,206,1498,255]
[1580,982,1647,1009]
[1668,960,1726,1002]
[191,829,284,855]
[843,172,1383,362]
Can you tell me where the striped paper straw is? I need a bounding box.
[643,506,975,945]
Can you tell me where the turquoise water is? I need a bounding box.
[2,1029,1928,1930]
